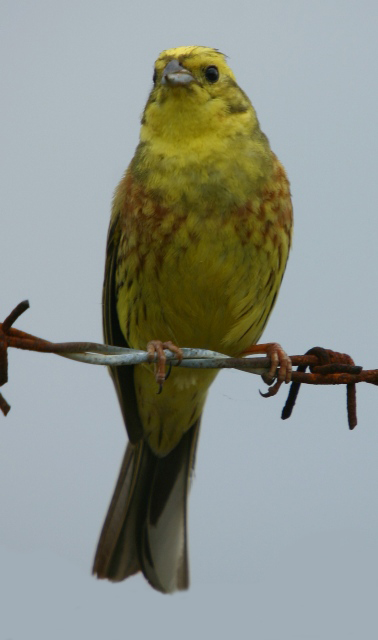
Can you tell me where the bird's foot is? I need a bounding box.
[241,342,292,397]
[147,340,183,393]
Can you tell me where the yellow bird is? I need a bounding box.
[93,46,293,593]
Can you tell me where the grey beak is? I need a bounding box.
[161,59,194,86]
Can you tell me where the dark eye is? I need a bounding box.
[204,65,219,83]
[153,69,157,84]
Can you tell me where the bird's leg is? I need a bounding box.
[241,342,292,395]
[147,340,183,391]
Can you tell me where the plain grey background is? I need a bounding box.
[1,1,378,638]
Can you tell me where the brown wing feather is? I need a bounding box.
[102,213,143,443]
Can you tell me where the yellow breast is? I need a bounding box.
[116,153,291,355]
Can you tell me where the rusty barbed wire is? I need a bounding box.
[1,301,377,428]
[281,346,361,429]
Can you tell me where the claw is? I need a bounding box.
[242,342,292,395]
[146,340,183,390]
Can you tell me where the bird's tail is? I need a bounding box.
[92,419,201,593]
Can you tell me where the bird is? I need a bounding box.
[93,45,293,593]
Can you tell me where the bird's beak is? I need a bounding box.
[161,59,194,86]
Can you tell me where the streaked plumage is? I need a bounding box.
[93,46,293,593]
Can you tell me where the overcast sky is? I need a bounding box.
[1,1,378,638]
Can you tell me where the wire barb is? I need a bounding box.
[2,300,30,333]
[282,347,361,429]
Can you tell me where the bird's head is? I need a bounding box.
[140,46,257,143]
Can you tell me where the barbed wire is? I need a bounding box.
[1,300,377,428]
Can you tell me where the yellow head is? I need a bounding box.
[140,45,259,143]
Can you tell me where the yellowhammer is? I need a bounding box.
[93,46,293,593]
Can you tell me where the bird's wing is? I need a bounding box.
[102,212,144,443]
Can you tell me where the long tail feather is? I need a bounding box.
[93,419,200,593]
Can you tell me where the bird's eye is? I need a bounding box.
[204,65,219,83]
[153,69,157,84]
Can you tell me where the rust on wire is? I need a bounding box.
[281,347,361,429]
[1,301,378,428]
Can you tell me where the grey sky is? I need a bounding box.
[1,1,378,638]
